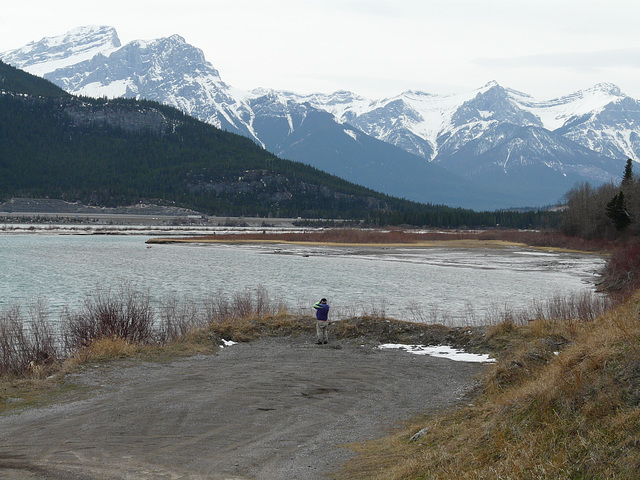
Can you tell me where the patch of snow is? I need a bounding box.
[514,251,555,256]
[511,85,624,131]
[378,344,495,363]
[344,129,358,141]
[74,80,132,99]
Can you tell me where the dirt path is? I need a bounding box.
[0,336,487,480]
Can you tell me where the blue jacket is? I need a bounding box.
[313,302,330,321]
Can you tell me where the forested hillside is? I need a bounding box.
[0,60,557,227]
[0,59,69,97]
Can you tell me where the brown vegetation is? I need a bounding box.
[337,291,640,480]
[148,227,615,252]
[598,243,640,295]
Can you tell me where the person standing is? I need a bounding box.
[313,298,330,344]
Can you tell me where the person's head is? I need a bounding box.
[320,298,327,303]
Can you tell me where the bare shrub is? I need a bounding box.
[203,286,287,324]
[0,307,29,376]
[0,302,59,377]
[404,291,613,328]
[481,291,614,326]
[232,290,254,319]
[403,301,462,326]
[203,289,232,323]
[62,287,155,352]
[363,297,388,319]
[156,294,204,344]
[26,300,59,369]
[597,242,640,294]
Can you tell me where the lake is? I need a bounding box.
[0,233,605,325]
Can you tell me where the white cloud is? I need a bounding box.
[477,48,640,71]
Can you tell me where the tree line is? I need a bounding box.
[562,159,640,239]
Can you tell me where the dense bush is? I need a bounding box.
[61,288,155,352]
[597,242,640,294]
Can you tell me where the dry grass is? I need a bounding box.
[69,337,141,363]
[206,313,313,342]
[148,228,615,252]
[338,291,640,480]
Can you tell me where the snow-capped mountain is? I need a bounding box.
[1,25,121,77]
[2,26,633,209]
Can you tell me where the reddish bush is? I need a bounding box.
[598,243,640,294]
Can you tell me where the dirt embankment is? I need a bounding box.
[0,330,489,480]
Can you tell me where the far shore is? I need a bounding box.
[146,237,528,249]
[145,228,608,253]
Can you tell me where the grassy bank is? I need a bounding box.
[338,290,640,479]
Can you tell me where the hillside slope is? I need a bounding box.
[0,60,401,219]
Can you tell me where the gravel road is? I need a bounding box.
[0,336,487,480]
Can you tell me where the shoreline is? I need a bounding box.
[146,237,527,249]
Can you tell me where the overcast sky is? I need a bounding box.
[2,0,639,99]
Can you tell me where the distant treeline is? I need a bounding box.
[562,159,640,239]
[367,205,560,229]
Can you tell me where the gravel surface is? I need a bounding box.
[0,336,487,480]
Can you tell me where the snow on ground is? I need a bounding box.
[378,344,495,363]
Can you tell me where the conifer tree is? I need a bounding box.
[606,191,631,231]
[623,158,634,185]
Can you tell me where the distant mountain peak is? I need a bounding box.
[53,25,120,46]
[588,82,623,97]
[1,25,121,76]
[482,80,500,87]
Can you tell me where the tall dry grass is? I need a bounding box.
[338,290,640,480]
[405,291,613,327]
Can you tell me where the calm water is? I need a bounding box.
[0,234,605,324]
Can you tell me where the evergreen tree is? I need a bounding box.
[606,191,631,231]
[623,158,634,185]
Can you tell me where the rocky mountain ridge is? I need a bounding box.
[2,26,633,209]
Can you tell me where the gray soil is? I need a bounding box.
[0,335,487,480]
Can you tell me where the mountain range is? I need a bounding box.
[1,58,557,229]
[2,25,635,210]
